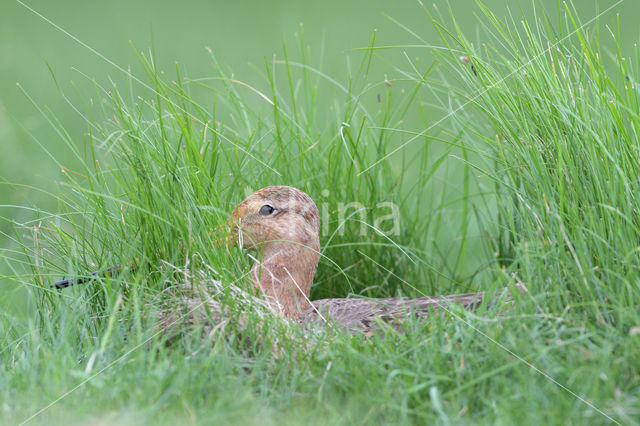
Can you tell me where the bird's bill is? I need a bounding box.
[212,217,238,247]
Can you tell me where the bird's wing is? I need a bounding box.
[304,285,525,334]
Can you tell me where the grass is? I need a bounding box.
[1,1,639,424]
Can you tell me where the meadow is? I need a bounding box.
[1,0,639,424]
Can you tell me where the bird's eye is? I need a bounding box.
[259,204,275,216]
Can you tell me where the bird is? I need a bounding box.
[53,185,524,335]
[225,186,524,333]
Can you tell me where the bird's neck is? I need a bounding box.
[251,241,320,318]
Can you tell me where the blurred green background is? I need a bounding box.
[0,0,633,317]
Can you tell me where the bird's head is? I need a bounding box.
[226,186,320,253]
[221,186,322,316]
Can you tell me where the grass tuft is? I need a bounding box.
[1,2,638,424]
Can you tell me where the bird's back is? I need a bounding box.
[304,286,523,335]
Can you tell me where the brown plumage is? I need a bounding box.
[53,185,523,336]
[226,186,524,333]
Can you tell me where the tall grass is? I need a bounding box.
[1,2,638,424]
[429,2,640,325]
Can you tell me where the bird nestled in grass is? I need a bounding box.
[53,186,524,334]
[226,186,523,333]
